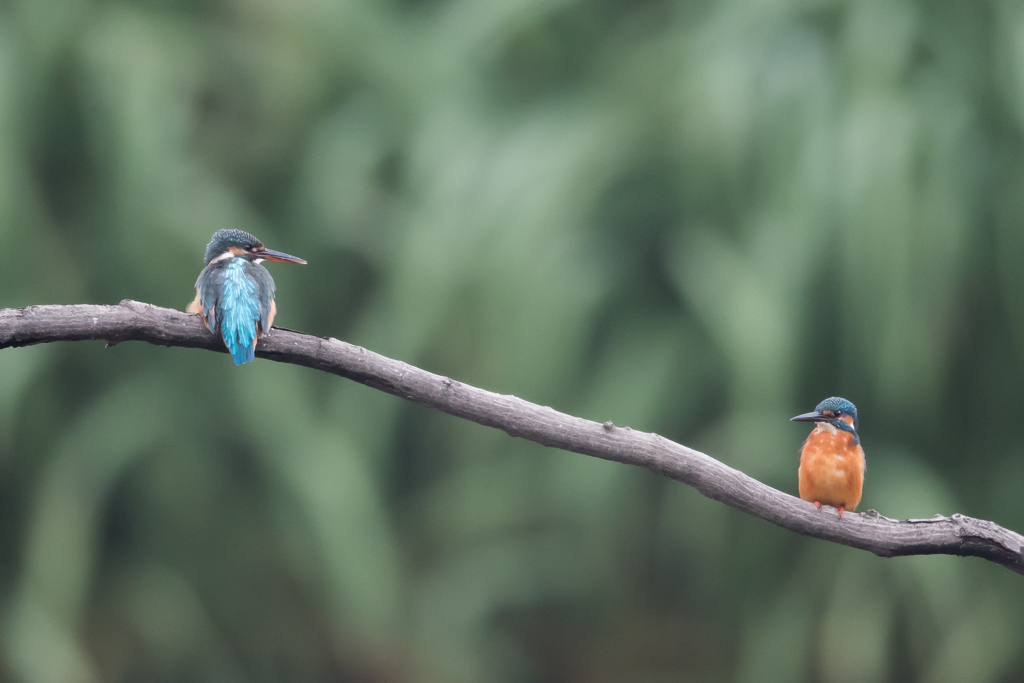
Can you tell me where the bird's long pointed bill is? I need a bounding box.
[261,248,307,264]
[790,411,829,423]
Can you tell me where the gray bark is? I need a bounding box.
[3,300,1023,575]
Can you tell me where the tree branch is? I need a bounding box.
[3,300,1023,575]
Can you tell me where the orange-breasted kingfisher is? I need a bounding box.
[186,229,306,365]
[790,397,864,516]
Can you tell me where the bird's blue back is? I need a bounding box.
[196,257,276,365]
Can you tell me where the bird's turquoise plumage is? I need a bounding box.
[219,259,261,364]
[189,229,305,365]
[195,258,275,365]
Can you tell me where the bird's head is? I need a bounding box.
[791,396,858,434]
[203,229,307,266]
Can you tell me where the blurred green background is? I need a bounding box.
[2,0,1024,680]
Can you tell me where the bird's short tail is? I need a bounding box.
[224,329,256,365]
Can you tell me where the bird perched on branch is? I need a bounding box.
[186,229,306,365]
[790,397,864,516]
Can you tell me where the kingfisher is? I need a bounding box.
[186,229,306,365]
[790,397,865,516]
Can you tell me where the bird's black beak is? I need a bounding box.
[790,410,830,423]
[260,248,307,265]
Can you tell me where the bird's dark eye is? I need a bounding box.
[835,409,844,417]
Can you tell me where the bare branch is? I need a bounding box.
[3,300,1023,575]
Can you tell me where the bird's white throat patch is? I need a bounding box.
[815,421,839,434]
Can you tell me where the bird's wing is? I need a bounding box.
[196,262,225,334]
[249,263,277,338]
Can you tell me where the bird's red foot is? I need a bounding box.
[814,501,822,510]
[838,506,845,517]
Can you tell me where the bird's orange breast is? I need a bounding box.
[798,425,865,511]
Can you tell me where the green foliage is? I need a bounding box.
[2,0,1024,680]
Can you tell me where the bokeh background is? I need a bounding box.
[2,0,1024,681]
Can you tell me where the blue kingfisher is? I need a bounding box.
[791,397,865,516]
[186,229,306,365]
